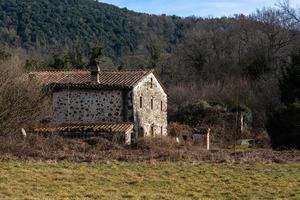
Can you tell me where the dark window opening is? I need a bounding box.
[140,96,143,108]
[150,78,153,88]
[138,126,144,138]
[183,135,188,141]
[151,125,154,136]
[161,101,163,111]
[151,98,154,110]
[161,126,163,136]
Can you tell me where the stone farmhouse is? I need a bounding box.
[29,66,167,144]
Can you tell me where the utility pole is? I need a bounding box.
[234,40,242,157]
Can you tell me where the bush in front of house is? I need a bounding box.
[168,123,193,138]
[174,100,212,124]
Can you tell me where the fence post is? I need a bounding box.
[207,128,211,150]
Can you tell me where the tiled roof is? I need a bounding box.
[29,69,153,89]
[29,70,91,84]
[48,82,132,90]
[97,70,152,87]
[33,122,134,134]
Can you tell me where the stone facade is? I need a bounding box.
[53,90,124,124]
[133,73,168,138]
[46,71,167,143]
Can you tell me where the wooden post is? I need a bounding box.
[207,128,210,150]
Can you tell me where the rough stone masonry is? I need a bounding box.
[30,68,168,143]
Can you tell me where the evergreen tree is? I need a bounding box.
[279,54,300,105]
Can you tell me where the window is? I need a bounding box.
[161,126,163,136]
[151,125,154,136]
[150,78,153,88]
[151,98,154,110]
[161,101,163,111]
[140,96,143,108]
[138,126,144,137]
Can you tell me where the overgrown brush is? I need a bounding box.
[0,134,299,163]
[0,53,50,135]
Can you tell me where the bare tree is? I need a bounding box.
[278,0,300,25]
[0,53,49,135]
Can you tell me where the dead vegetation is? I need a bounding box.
[0,134,299,163]
[0,53,49,135]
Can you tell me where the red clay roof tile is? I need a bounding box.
[33,122,134,134]
[29,69,153,89]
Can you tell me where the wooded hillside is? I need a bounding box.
[0,0,185,57]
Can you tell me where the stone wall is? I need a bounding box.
[133,73,168,138]
[51,73,167,142]
[124,90,134,122]
[52,90,124,124]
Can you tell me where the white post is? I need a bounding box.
[207,128,211,150]
[240,114,244,133]
[21,128,27,138]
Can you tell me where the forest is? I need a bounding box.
[0,0,299,149]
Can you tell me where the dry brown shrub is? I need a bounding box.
[168,122,193,138]
[0,53,49,135]
[131,137,178,150]
[85,138,122,151]
[0,133,299,163]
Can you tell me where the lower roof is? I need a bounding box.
[33,122,134,134]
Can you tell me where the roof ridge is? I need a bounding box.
[100,69,153,72]
[29,68,156,89]
[29,68,153,73]
[132,69,154,87]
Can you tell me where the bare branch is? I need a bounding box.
[278,0,300,23]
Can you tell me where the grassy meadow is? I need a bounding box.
[0,162,299,199]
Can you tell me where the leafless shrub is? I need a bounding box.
[0,134,299,163]
[168,123,193,137]
[131,137,178,150]
[85,138,122,151]
[0,53,49,135]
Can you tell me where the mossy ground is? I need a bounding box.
[0,162,299,199]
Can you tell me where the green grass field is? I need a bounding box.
[0,162,299,199]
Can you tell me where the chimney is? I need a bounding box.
[90,60,100,83]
